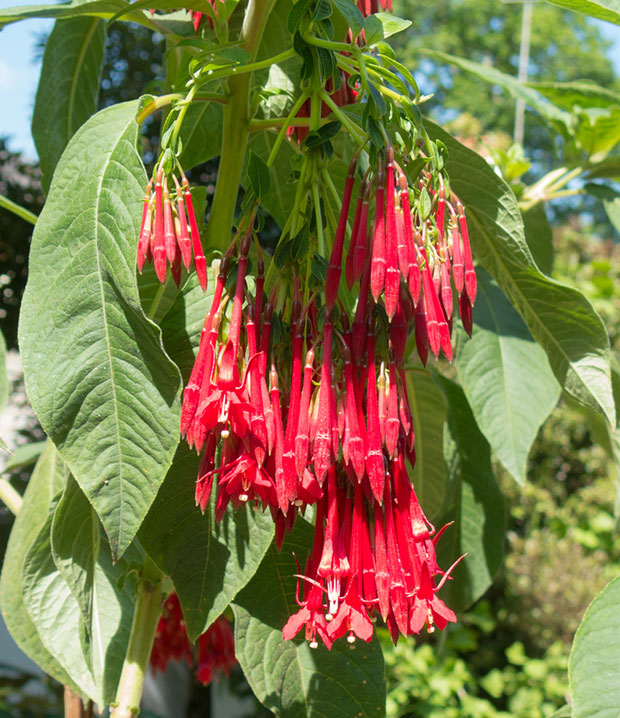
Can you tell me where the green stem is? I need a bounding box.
[320,91,367,145]
[194,48,296,87]
[136,94,181,124]
[0,478,22,515]
[204,0,278,254]
[303,34,353,53]
[0,193,37,226]
[170,84,198,150]
[250,116,311,131]
[265,92,309,167]
[110,557,164,718]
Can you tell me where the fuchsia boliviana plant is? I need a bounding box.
[12,0,618,713]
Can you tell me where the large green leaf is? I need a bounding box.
[405,369,446,520]
[428,121,615,426]
[32,17,106,193]
[530,80,620,110]
[139,445,274,640]
[522,203,553,276]
[22,507,99,702]
[455,269,561,484]
[569,576,620,717]
[233,518,386,718]
[243,131,299,228]
[544,0,620,25]
[0,442,74,691]
[50,475,99,660]
[159,272,215,381]
[177,102,224,170]
[0,0,212,28]
[420,49,571,132]
[19,100,182,559]
[23,475,138,706]
[434,377,504,612]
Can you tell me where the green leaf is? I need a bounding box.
[3,440,47,472]
[302,121,342,150]
[544,0,620,25]
[248,148,272,198]
[159,271,215,381]
[50,475,99,660]
[603,196,620,234]
[551,707,572,718]
[331,0,363,37]
[139,445,274,640]
[529,79,620,109]
[32,17,106,194]
[569,576,620,717]
[363,12,411,45]
[434,377,504,612]
[0,0,209,28]
[19,101,182,560]
[420,49,572,133]
[0,0,129,27]
[455,269,561,484]
[405,369,446,520]
[232,518,386,718]
[288,0,313,34]
[243,131,298,227]
[138,268,181,325]
[428,120,615,426]
[522,203,554,275]
[0,329,7,412]
[50,475,139,703]
[0,442,74,692]
[177,102,223,170]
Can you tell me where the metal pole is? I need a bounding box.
[514,0,533,145]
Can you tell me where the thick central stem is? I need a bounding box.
[110,558,164,718]
[205,0,277,254]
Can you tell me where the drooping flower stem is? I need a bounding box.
[110,557,166,718]
[205,0,277,254]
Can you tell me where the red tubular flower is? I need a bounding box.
[137,179,153,272]
[182,177,207,292]
[370,158,386,302]
[150,594,237,686]
[327,483,373,643]
[312,317,335,485]
[295,348,315,479]
[345,179,365,289]
[365,323,386,504]
[384,148,400,320]
[326,158,357,311]
[152,167,166,282]
[150,593,193,673]
[196,616,237,686]
[456,200,477,304]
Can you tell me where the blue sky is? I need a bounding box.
[1,1,620,161]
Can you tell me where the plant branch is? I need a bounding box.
[265,91,309,167]
[193,48,296,87]
[0,193,37,226]
[204,0,278,254]
[110,557,164,718]
[0,478,23,516]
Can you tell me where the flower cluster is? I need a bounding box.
[150,593,236,685]
[177,146,474,648]
[137,166,207,291]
